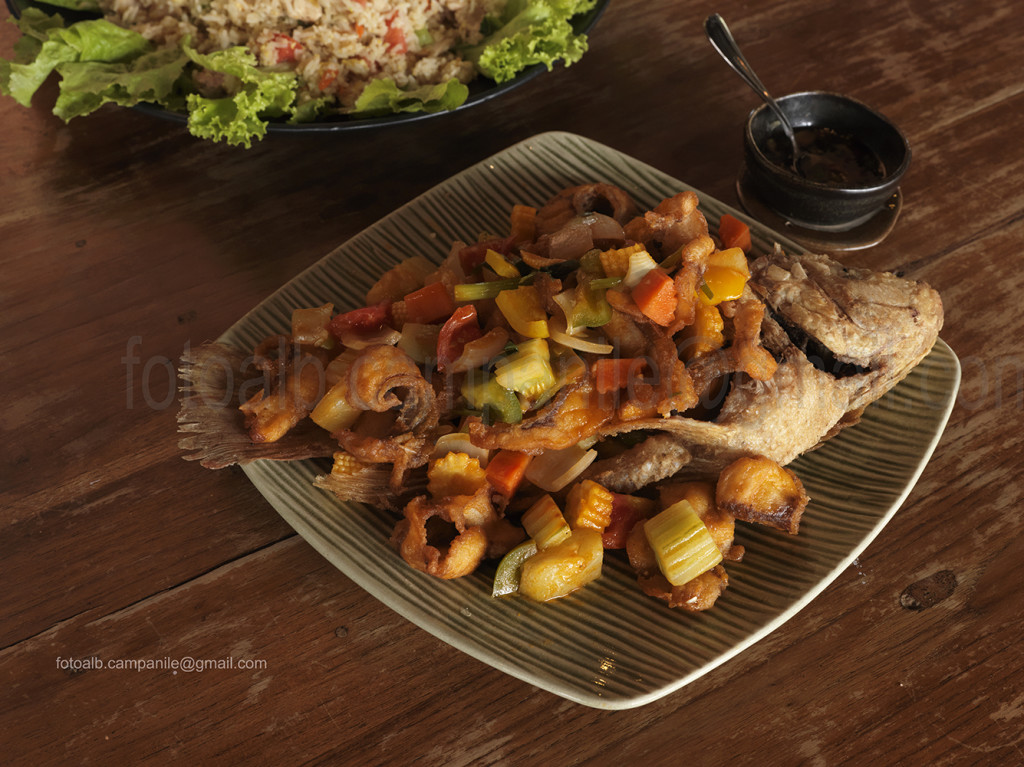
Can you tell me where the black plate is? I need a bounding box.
[4,0,609,133]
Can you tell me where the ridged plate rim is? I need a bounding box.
[221,131,960,709]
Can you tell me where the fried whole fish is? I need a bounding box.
[584,246,944,492]
[179,184,943,505]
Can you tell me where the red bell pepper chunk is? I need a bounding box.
[328,301,392,340]
[436,304,482,372]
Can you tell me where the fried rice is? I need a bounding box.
[99,0,505,109]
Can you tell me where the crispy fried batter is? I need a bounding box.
[341,344,440,434]
[623,191,709,257]
[239,337,331,443]
[467,379,614,454]
[716,455,809,534]
[391,493,490,579]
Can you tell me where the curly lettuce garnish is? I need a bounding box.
[469,0,597,83]
[182,45,299,148]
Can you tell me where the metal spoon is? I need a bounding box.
[704,13,800,169]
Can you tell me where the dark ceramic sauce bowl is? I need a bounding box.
[743,91,910,232]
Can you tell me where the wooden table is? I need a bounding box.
[3,0,1021,763]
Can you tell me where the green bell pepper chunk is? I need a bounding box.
[492,540,539,597]
[572,278,612,329]
[461,371,523,425]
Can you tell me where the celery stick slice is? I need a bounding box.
[644,500,723,586]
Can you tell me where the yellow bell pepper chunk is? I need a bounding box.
[699,266,748,305]
[496,285,549,338]
[485,249,521,279]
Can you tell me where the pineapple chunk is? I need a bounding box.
[519,528,604,602]
[494,338,555,399]
[707,246,751,277]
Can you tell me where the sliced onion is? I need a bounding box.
[336,326,402,350]
[547,218,594,261]
[291,303,334,347]
[397,322,441,364]
[525,444,598,492]
[551,289,578,332]
[581,212,625,245]
[548,316,614,355]
[432,432,490,467]
[623,249,660,288]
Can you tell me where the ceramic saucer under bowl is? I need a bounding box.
[736,168,902,252]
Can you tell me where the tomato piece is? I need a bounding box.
[384,13,408,53]
[718,213,752,253]
[318,67,338,91]
[602,493,655,549]
[272,33,302,63]
[591,357,646,394]
[328,301,392,339]
[436,304,482,372]
[403,281,456,325]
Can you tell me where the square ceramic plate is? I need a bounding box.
[220,131,960,709]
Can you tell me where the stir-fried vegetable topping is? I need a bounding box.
[232,183,810,611]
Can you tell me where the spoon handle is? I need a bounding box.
[704,14,797,146]
[704,15,771,100]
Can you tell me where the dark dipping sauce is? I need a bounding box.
[765,126,886,187]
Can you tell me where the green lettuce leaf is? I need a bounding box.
[468,0,597,83]
[54,46,189,119]
[1,9,152,105]
[183,44,298,148]
[351,77,469,115]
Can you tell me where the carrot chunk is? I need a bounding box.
[718,213,752,253]
[485,450,533,497]
[592,357,646,394]
[631,267,677,326]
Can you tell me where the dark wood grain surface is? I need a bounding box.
[3,0,1022,764]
